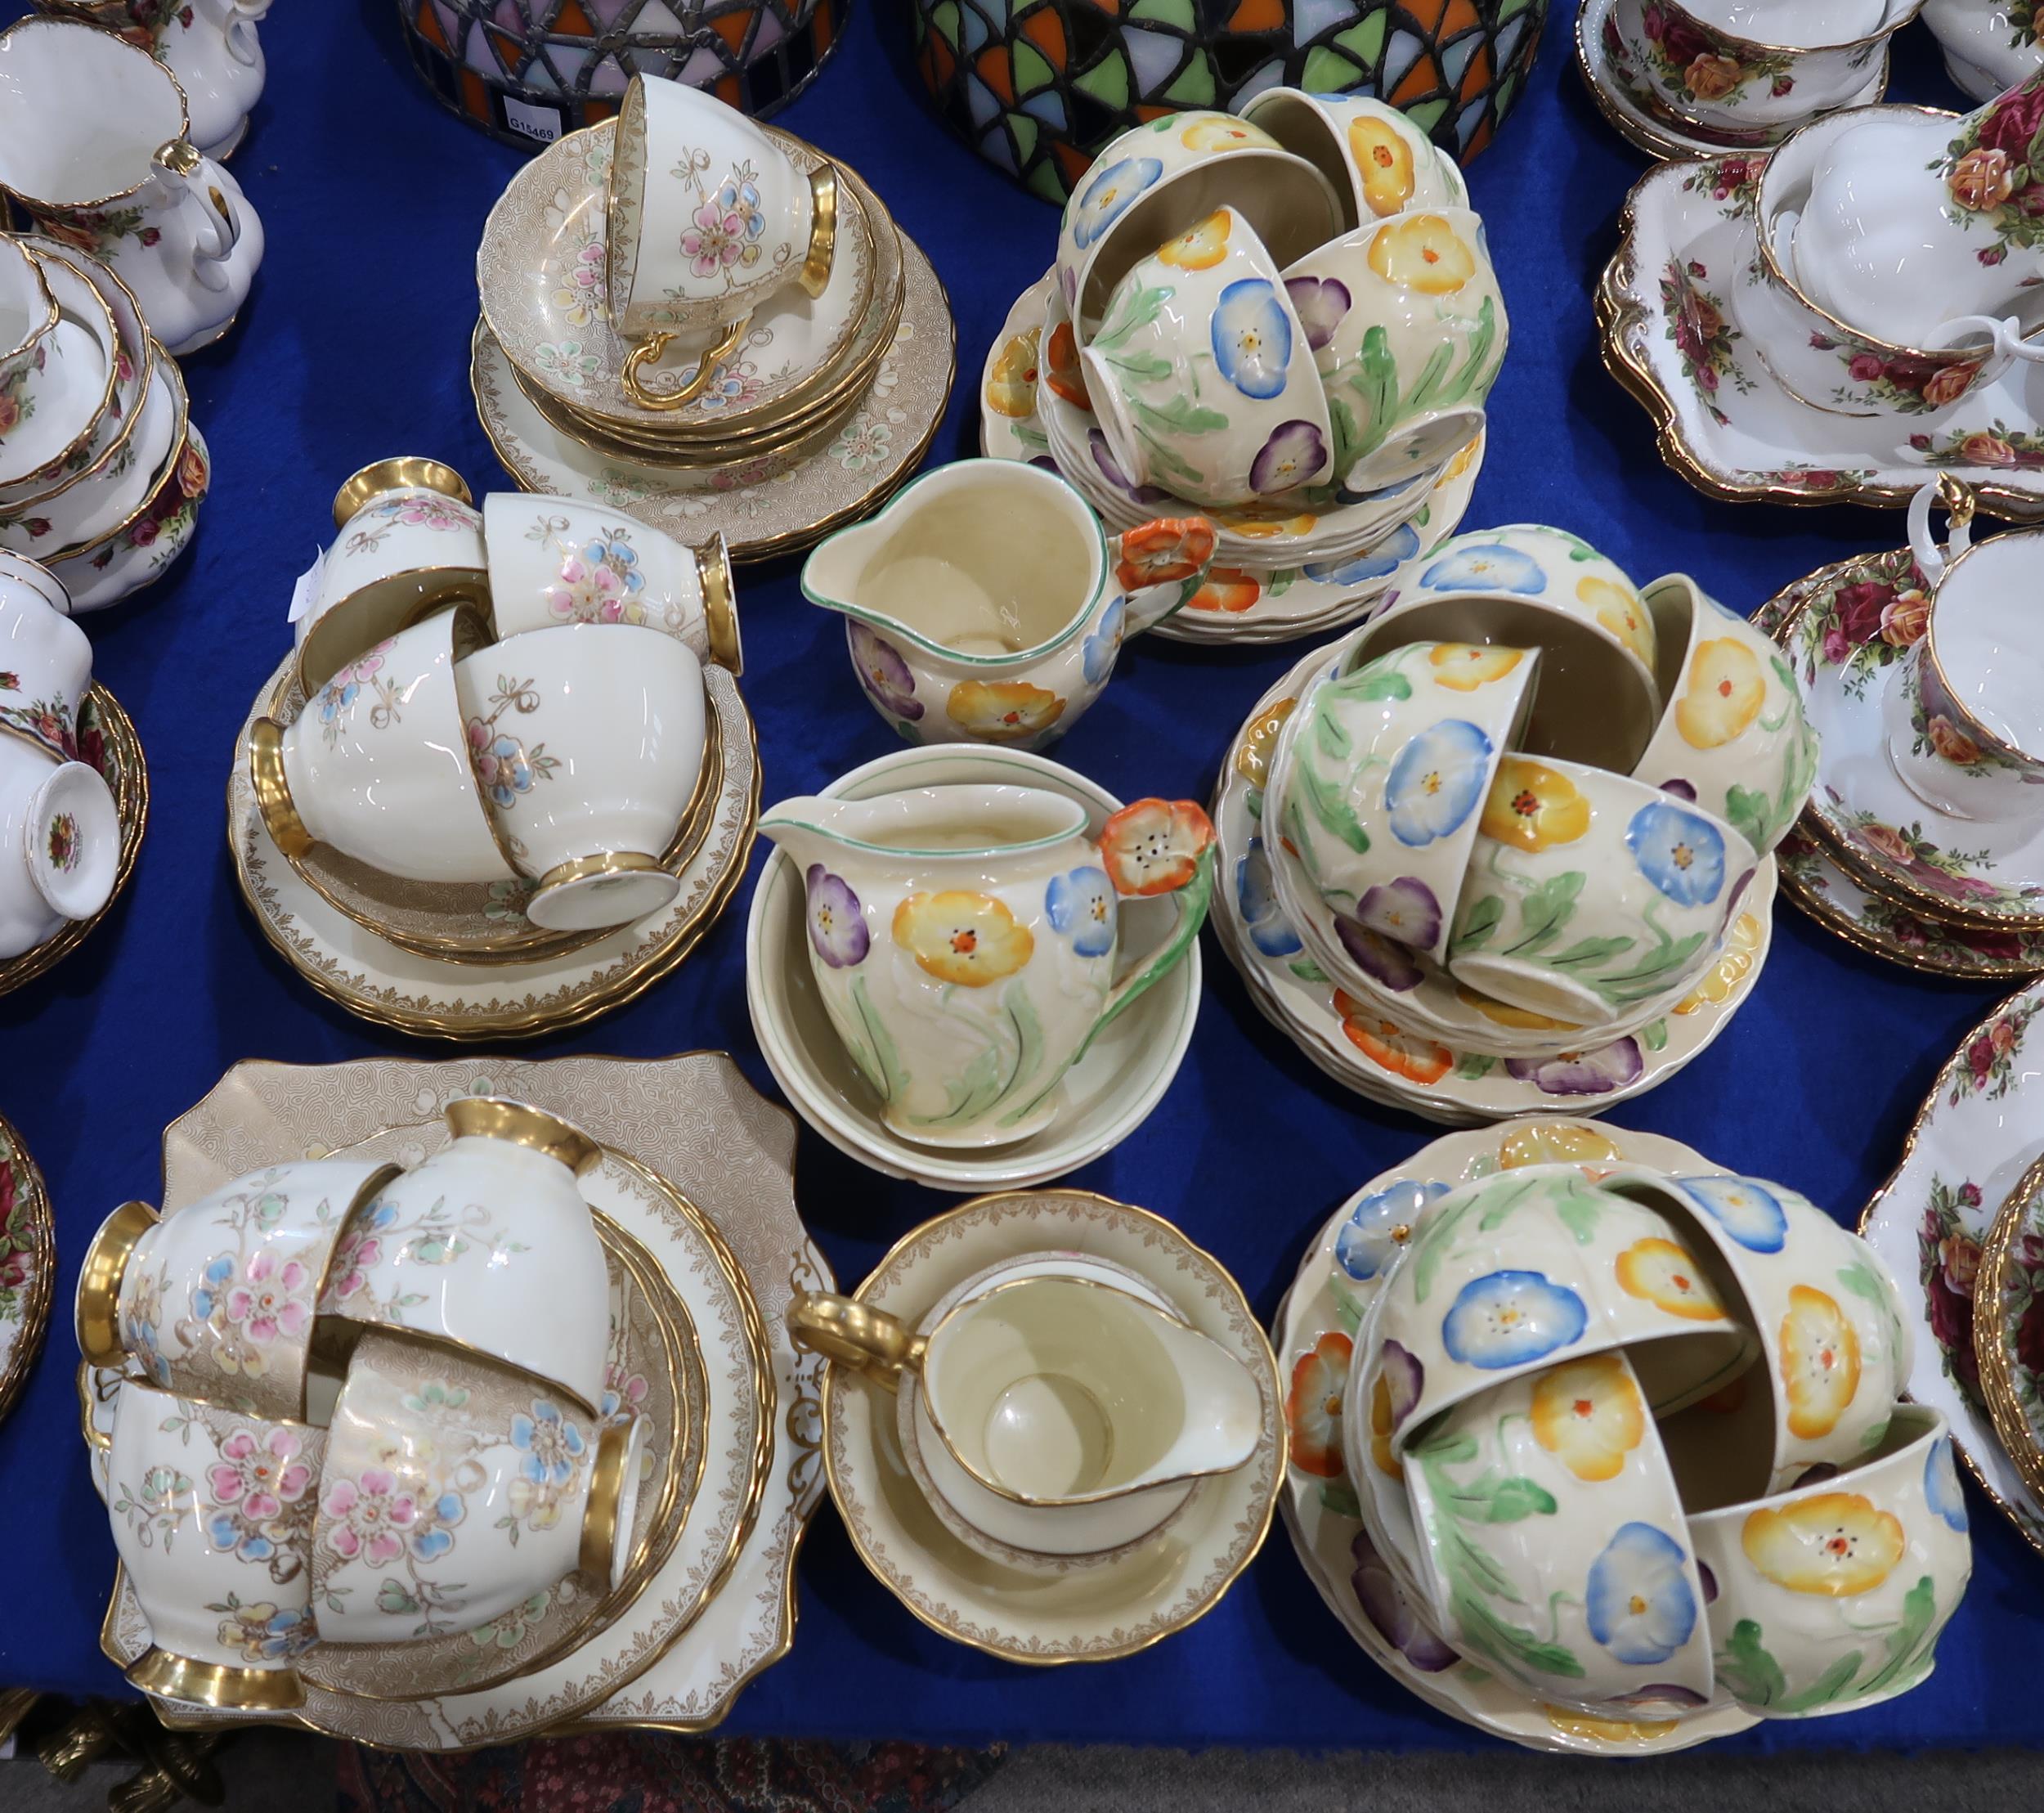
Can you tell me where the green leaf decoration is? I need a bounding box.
[993,984,1047,1125]
[1716,1618,1790,1707]
[1320,1479,1362,1519]
[1344,327,1401,459]
[1328,394,1361,473]
[1504,871,1584,955]
[1297,752,1373,855]
[1091,281,1172,352]
[1547,933,1638,970]
[1332,666,1414,703]
[1724,783,1771,854]
[1451,895,1504,955]
[1413,1428,1479,1466]
[847,976,908,1102]
[1131,391,1229,438]
[1642,1018,1670,1052]
[1553,1179,1607,1245]
[1404,334,1458,415]
[1453,1473,1559,1524]
[1836,1262,1891,1315]
[1855,1576,1940,1702]
[378,1579,423,1617]
[1314,703,1352,763]
[1456,1052,1499,1080]
[1289,957,1329,983]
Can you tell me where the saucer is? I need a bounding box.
[1977,1152,2044,1504]
[1211,641,1777,1125]
[0,686,146,1001]
[472,228,955,564]
[0,1112,52,1430]
[226,662,759,1039]
[1273,1115,1759,1755]
[822,1187,1281,1663]
[745,743,1203,1193]
[1921,0,2044,103]
[1765,546,2044,932]
[1574,0,1888,162]
[1600,153,2044,520]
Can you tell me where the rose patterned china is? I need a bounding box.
[0,545,70,617]
[0,1111,54,1431]
[0,731,119,958]
[746,743,1204,1192]
[1275,1115,1760,1755]
[818,1188,1284,1663]
[136,0,271,162]
[47,409,207,612]
[1056,108,1343,341]
[0,238,114,492]
[1235,90,1471,236]
[1975,1155,2044,1498]
[800,461,1213,748]
[0,16,262,359]
[1923,0,2044,101]
[1212,637,1780,1124]
[482,496,741,673]
[0,572,91,757]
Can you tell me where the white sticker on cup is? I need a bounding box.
[286,546,324,626]
[502,96,563,145]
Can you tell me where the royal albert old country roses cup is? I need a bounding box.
[0,572,91,759]
[0,237,108,493]
[0,731,119,958]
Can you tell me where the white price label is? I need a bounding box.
[287,545,324,626]
[502,96,563,144]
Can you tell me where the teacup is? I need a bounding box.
[452,622,706,931]
[1686,1407,1971,1719]
[313,1326,643,1645]
[108,1380,323,1709]
[294,458,488,695]
[0,576,92,760]
[604,74,834,411]
[43,404,208,613]
[0,547,71,617]
[1083,207,1333,509]
[482,494,741,672]
[1280,206,1505,495]
[0,732,118,958]
[1237,89,1469,233]
[0,16,262,360]
[0,236,109,492]
[76,1159,399,1422]
[250,606,513,886]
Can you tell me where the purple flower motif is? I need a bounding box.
[1357,877,1442,950]
[1087,429,1168,505]
[1335,916,1423,991]
[1790,1461,1840,1488]
[1285,276,1351,352]
[1658,779,1697,801]
[1724,866,1755,925]
[1380,1339,1423,1429]
[846,622,922,722]
[1249,419,1329,494]
[1611,1685,1711,1710]
[1351,1527,1457,1672]
[805,864,870,968]
[1697,1559,1718,1604]
[1504,1039,1646,1097]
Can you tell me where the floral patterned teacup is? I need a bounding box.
[0,571,92,761]
[107,1380,324,1709]
[313,1326,643,1645]
[1236,90,1469,236]
[0,730,117,958]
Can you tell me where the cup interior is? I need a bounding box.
[1930,535,2044,757]
[0,240,48,358]
[0,21,183,205]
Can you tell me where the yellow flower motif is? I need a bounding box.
[1531,1351,1644,1483]
[1456,985,1580,1032]
[1779,1284,1861,1440]
[1234,697,1295,788]
[947,680,1067,741]
[1578,575,1657,671]
[1181,114,1276,152]
[1347,115,1417,218]
[1674,912,1761,1016]
[1218,510,1319,538]
[1428,643,1526,692]
[1741,1492,1905,1597]
[1615,1236,1728,1322]
[1159,209,1232,271]
[1369,1369,1402,1480]
[984,327,1041,420]
[1499,1122,1622,1169]
[1543,1707,1678,1745]
[891,891,1035,987]
[1479,757,1591,852]
[1368,213,1477,294]
[1675,639,1767,749]
[1441,435,1481,483]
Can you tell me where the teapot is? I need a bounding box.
[757,782,1214,1147]
[800,460,1215,748]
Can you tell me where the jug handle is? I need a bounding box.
[152,140,240,289]
[1908,474,1976,588]
[787,1290,926,1390]
[1109,517,1217,638]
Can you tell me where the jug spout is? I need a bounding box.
[1136,1311,1263,1488]
[799,519,889,628]
[755,795,858,878]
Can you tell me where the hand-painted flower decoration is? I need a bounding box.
[1925,1436,1969,1533]
[1250,419,1329,494]
[1532,1351,1646,1482]
[1741,1492,1905,1596]
[1234,697,1296,788]
[1098,797,1215,896]
[1360,876,1446,954]
[1211,278,1293,401]
[1336,996,1454,1084]
[1284,276,1351,352]
[1159,209,1232,271]
[1778,1284,1862,1440]
[1499,1122,1623,1169]
[1336,1179,1449,1282]
[1181,114,1276,152]
[45,810,78,873]
[545,536,643,625]
[1577,575,1658,671]
[1504,1039,1646,1097]
[1615,1236,1729,1322]
[1378,1339,1424,1430]
[847,622,922,722]
[1186,567,1262,613]
[1087,429,1167,505]
[1368,214,1478,295]
[681,195,750,277]
[1420,542,1546,595]
[217,1600,316,1664]
[947,680,1066,742]
[984,327,1042,420]
[1675,1174,1787,1253]
[1046,320,1091,410]
[320,1469,418,1567]
[1236,838,1302,958]
[1385,720,1494,847]
[1285,1329,1352,1478]
[1675,639,1767,748]
[1585,1523,1698,1664]
[1440,1269,1589,1369]
[1428,643,1526,692]
[509,1400,588,1530]
[1627,801,1726,906]
[1070,156,1163,249]
[1348,117,1419,218]
[1114,516,1216,594]
[1351,1527,1459,1672]
[805,864,869,968]
[1335,913,1423,991]
[1481,757,1590,852]
[406,1487,468,1564]
[468,722,542,811]
[1046,864,1116,957]
[893,890,1036,986]
[1674,911,1762,1015]
[1083,595,1125,687]
[1302,523,1420,586]
[206,1425,313,1529]
[222,1248,313,1350]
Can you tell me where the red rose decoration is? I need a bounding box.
[1830,580,1892,647]
[1977,83,2044,162]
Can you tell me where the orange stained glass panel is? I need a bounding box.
[711,8,751,52]
[1019,6,1068,68]
[1390,54,1441,104]
[414,0,447,52]
[554,0,595,34]
[1226,0,1286,29]
[1459,43,1492,100]
[977,44,1015,103]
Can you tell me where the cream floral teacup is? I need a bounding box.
[1237,89,1469,234]
[0,732,118,959]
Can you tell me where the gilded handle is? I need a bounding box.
[151,140,240,286]
[787,1290,925,1389]
[621,315,752,412]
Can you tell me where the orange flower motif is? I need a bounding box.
[1927,714,1983,766]
[1044,320,1089,411]
[1285,1330,1352,1479]
[1181,115,1276,153]
[1531,1351,1645,1483]
[1335,993,1453,1084]
[1685,52,1745,100]
[1616,1237,1728,1322]
[984,327,1042,420]
[1235,697,1295,787]
[1949,146,2017,212]
[1368,213,1477,295]
[1923,362,1983,410]
[1779,1285,1861,1440]
[1159,209,1232,271]
[1347,116,1417,218]
[1879,590,1930,648]
[1186,566,1261,613]
[1218,512,1319,538]
[1098,797,1215,896]
[1741,1492,1905,1597]
[1428,643,1526,692]
[946,680,1067,741]
[1114,517,1216,593]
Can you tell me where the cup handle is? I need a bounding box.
[1109,517,1217,637]
[1072,806,1217,1065]
[787,1290,926,1389]
[152,140,239,289]
[621,316,751,412]
[1907,474,1977,587]
[1931,313,2044,370]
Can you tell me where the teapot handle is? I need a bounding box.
[1109,517,1217,637]
[151,140,240,289]
[1908,475,1977,587]
[787,1291,926,1390]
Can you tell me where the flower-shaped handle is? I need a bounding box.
[1076,798,1217,1061]
[1907,474,1977,587]
[150,139,240,291]
[787,1290,926,1391]
[1109,517,1217,635]
[621,315,752,412]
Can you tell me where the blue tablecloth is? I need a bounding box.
[0,0,2018,1752]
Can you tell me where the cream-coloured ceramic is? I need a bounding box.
[0,236,109,492]
[1923,0,2044,101]
[1082,207,1334,509]
[481,495,740,672]
[1237,89,1470,234]
[1279,208,1506,493]
[800,460,1213,748]
[43,407,206,611]
[1687,1407,1970,1717]
[108,1379,322,1710]
[453,623,706,931]
[316,1097,611,1412]
[0,17,262,360]
[0,574,91,757]
[0,734,118,958]
[756,783,1213,1149]
[1056,108,1343,340]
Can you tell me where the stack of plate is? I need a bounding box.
[473,123,954,563]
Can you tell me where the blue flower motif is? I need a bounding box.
[512,1401,587,1488]
[1236,838,1301,958]
[409,1490,467,1563]
[1626,802,1727,908]
[1675,1175,1787,1254]
[1440,1269,1587,1368]
[1337,1179,1449,1282]
[1071,156,1162,249]
[1302,522,1420,586]
[1586,1524,1697,1665]
[1082,595,1125,686]
[1045,865,1117,957]
[1385,720,1492,847]
[1419,542,1547,595]
[1925,1436,1969,1533]
[207,1509,276,1565]
[192,1253,235,1323]
[1211,278,1293,401]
